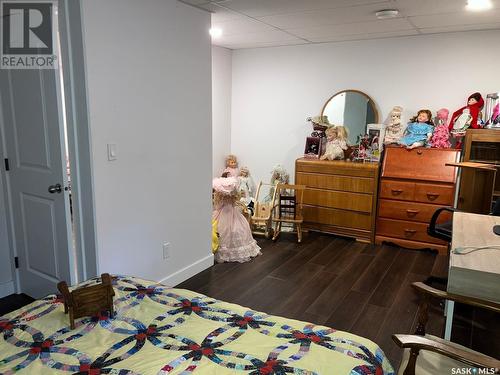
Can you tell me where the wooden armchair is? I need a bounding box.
[271,184,305,243]
[393,282,500,375]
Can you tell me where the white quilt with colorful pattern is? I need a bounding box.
[0,276,394,374]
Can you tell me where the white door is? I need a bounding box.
[0,67,74,298]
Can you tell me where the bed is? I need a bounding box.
[0,275,394,374]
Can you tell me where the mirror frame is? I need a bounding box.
[320,89,379,126]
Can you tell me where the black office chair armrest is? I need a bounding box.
[427,207,456,242]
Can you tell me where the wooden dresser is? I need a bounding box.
[375,146,460,254]
[295,158,379,243]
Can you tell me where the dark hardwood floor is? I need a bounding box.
[0,293,35,316]
[177,231,500,370]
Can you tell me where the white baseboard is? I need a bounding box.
[158,254,214,287]
[0,280,15,298]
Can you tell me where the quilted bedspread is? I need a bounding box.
[0,275,394,374]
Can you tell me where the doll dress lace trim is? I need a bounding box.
[215,239,261,263]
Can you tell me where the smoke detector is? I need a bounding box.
[375,9,400,19]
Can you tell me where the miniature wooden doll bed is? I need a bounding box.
[0,275,394,374]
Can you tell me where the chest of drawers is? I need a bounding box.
[295,158,379,243]
[375,146,460,254]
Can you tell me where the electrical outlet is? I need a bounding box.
[162,242,171,259]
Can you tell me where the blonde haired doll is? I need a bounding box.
[320,126,348,160]
[238,166,256,205]
[383,106,404,144]
[223,154,239,177]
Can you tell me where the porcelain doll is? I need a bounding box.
[320,126,348,160]
[223,154,239,177]
[238,166,256,206]
[264,165,289,202]
[399,109,434,149]
[212,177,261,263]
[430,108,451,148]
[383,106,404,144]
[449,92,484,149]
[270,164,289,186]
[489,103,500,125]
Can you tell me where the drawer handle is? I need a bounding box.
[391,189,403,195]
[417,150,423,155]
[426,193,440,200]
[404,229,417,235]
[406,209,419,216]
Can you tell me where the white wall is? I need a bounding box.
[212,46,232,177]
[230,30,500,184]
[81,0,212,285]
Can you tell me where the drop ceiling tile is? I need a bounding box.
[310,29,419,43]
[204,3,246,22]
[213,16,278,35]
[215,39,309,49]
[419,22,500,34]
[410,8,500,28]
[215,0,389,18]
[290,18,414,39]
[395,0,500,16]
[257,1,394,29]
[215,29,303,44]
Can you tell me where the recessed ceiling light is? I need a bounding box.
[375,9,399,19]
[466,0,493,11]
[209,27,223,38]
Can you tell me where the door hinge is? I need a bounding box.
[14,256,19,269]
[4,158,9,171]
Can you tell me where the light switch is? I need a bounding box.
[107,143,117,161]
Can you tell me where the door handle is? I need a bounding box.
[48,184,62,194]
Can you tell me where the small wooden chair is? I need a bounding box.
[393,282,500,375]
[271,184,305,243]
[250,181,277,238]
[57,273,115,329]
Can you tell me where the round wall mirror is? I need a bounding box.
[321,90,378,145]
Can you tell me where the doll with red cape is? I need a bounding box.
[449,92,484,149]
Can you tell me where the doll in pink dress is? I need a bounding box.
[212,177,261,263]
[222,154,239,177]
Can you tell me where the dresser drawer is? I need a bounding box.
[382,146,459,183]
[304,189,373,213]
[414,183,455,205]
[379,180,415,201]
[296,172,374,194]
[376,218,447,245]
[378,199,453,223]
[296,158,378,177]
[303,205,372,230]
